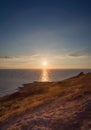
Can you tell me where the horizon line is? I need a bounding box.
[0,68,91,70]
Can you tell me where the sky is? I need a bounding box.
[0,0,91,69]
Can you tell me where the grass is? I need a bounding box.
[0,72,91,130]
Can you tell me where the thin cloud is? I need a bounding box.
[68,48,91,58]
[54,49,91,59]
[0,54,39,60]
[69,52,91,58]
[69,53,85,57]
[0,56,15,59]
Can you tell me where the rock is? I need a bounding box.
[77,72,85,77]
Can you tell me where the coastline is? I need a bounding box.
[0,68,91,97]
[0,72,91,130]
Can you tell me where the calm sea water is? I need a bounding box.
[0,69,91,96]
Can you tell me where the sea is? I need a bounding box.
[0,69,91,97]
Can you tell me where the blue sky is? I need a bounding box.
[0,0,91,68]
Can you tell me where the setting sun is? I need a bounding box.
[42,61,48,66]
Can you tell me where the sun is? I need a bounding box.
[42,61,48,66]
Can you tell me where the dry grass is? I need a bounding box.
[0,72,91,130]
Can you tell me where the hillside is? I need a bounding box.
[0,72,91,130]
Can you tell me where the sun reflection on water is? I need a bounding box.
[41,69,49,82]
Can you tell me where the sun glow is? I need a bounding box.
[42,61,48,66]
